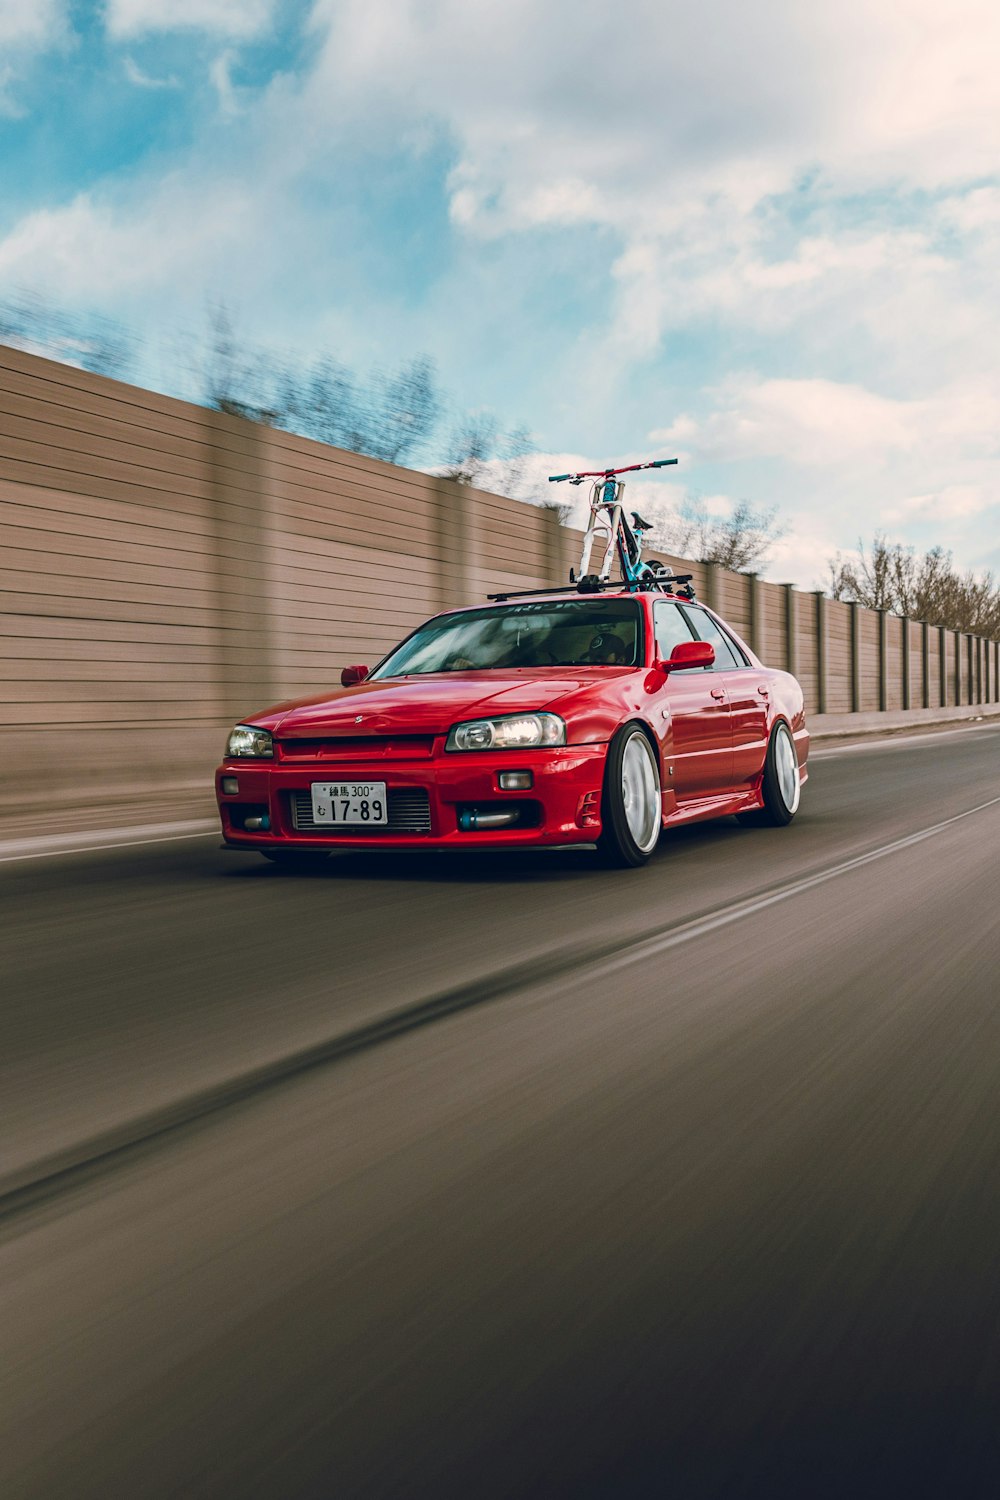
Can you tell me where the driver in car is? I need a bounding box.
[585,632,629,665]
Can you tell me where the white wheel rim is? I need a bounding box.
[621,734,661,853]
[775,725,800,813]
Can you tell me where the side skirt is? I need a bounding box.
[664,789,762,827]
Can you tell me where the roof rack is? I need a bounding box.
[487,583,590,602]
[487,575,696,603]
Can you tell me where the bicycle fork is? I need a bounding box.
[576,479,624,583]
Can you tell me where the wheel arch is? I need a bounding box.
[623,715,665,772]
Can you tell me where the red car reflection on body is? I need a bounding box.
[216,589,808,868]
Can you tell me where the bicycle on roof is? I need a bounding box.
[548,458,692,596]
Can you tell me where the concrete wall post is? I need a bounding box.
[814,590,828,715]
[921,621,930,709]
[433,478,470,612]
[954,632,962,705]
[939,626,948,707]
[976,638,983,703]
[901,616,911,711]
[849,602,861,713]
[878,611,888,712]
[747,572,762,657]
[206,409,276,722]
[784,584,797,678]
[704,562,722,612]
[985,637,991,703]
[540,503,566,586]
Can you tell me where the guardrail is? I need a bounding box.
[1,344,997,807]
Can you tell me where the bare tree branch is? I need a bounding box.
[648,496,785,572]
[828,534,1000,634]
[442,413,536,497]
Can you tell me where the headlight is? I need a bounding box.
[446,713,566,752]
[226,724,274,758]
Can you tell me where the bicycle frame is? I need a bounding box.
[578,477,637,583]
[548,458,678,591]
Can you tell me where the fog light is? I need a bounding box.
[244,815,270,831]
[498,771,533,791]
[222,776,239,795]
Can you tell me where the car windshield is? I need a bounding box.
[371,598,644,676]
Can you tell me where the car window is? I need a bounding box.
[370,598,644,676]
[653,602,697,659]
[680,607,745,669]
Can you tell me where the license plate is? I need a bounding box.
[310,781,388,826]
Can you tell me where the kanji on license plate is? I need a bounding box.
[310,781,388,825]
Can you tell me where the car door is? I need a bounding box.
[679,606,770,788]
[653,601,734,798]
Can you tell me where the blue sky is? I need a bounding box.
[2,0,999,587]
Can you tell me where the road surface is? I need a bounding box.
[2,724,999,1497]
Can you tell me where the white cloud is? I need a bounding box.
[654,376,1000,473]
[0,183,258,302]
[939,186,1000,233]
[884,485,994,523]
[295,0,1000,384]
[209,49,239,115]
[0,0,66,112]
[654,379,923,467]
[651,374,1000,584]
[104,0,273,39]
[0,63,22,118]
[303,0,1000,225]
[0,0,64,46]
[123,55,180,89]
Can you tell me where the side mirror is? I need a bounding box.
[666,640,715,671]
[341,664,370,687]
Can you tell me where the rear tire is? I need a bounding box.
[597,726,662,867]
[261,849,331,869]
[737,721,801,827]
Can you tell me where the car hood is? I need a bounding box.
[252,671,622,738]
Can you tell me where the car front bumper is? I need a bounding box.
[215,745,610,852]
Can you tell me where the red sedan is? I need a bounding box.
[216,589,808,868]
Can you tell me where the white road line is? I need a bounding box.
[812,721,1000,758]
[0,821,218,864]
[588,794,1000,981]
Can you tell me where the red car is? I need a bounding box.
[216,589,808,868]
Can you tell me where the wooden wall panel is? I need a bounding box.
[757,581,788,669]
[858,610,881,711]
[715,569,751,638]
[793,591,818,714]
[883,615,902,711]
[826,599,853,714]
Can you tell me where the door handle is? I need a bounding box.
[758,686,770,696]
[710,687,726,700]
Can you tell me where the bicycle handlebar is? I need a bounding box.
[548,458,677,484]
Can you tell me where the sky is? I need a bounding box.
[1,0,999,587]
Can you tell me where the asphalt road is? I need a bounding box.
[2,723,999,1497]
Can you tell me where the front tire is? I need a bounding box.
[737,721,801,827]
[597,726,663,867]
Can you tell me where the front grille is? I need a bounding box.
[289,788,432,834]
[276,737,435,761]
